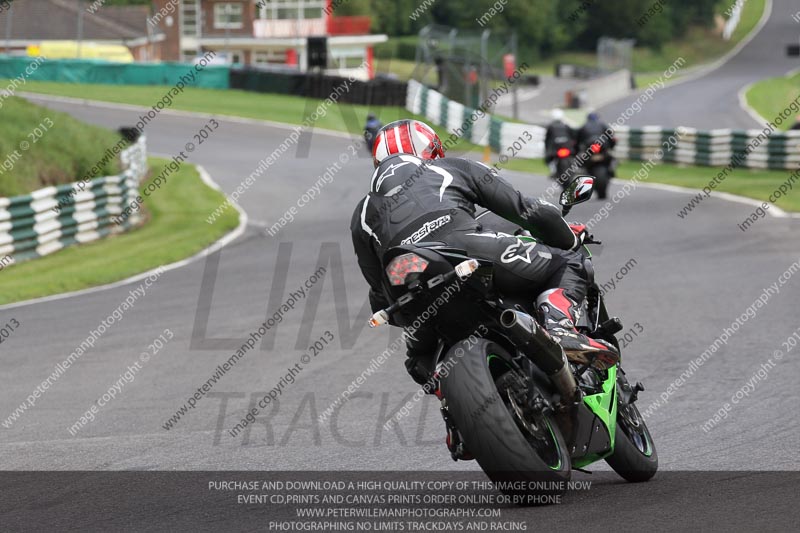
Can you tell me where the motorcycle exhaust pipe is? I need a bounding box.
[499,309,577,401]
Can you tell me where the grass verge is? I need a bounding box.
[745,72,800,130]
[0,158,239,305]
[14,80,798,213]
[501,157,800,212]
[0,96,123,197]
[14,80,405,133]
[12,79,482,153]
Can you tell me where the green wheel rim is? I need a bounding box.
[489,353,564,471]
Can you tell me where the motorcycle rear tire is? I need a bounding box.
[592,165,610,199]
[555,158,575,188]
[440,339,572,499]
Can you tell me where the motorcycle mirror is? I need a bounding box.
[560,175,595,215]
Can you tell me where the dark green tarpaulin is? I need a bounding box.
[0,57,229,89]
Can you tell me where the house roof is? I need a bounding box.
[0,0,162,42]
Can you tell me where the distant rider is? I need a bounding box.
[576,112,616,164]
[576,112,617,199]
[544,108,576,184]
[364,113,383,152]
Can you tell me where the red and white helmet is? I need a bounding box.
[372,119,445,168]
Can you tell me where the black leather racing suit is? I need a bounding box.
[350,154,590,384]
[576,119,616,157]
[544,120,575,163]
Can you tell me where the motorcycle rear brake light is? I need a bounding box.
[386,253,429,286]
[556,147,571,158]
[590,143,601,153]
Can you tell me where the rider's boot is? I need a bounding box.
[537,288,620,369]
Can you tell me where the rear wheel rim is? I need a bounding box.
[507,395,563,470]
[489,354,565,471]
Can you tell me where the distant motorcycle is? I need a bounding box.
[550,146,576,190]
[581,142,614,200]
[545,113,576,191]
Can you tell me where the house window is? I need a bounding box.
[278,7,300,18]
[330,47,366,70]
[224,50,244,64]
[342,56,366,69]
[253,50,286,65]
[214,3,244,29]
[181,49,198,63]
[258,1,325,20]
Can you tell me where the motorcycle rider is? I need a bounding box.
[350,120,619,457]
[577,113,616,163]
[576,112,617,199]
[364,113,383,152]
[576,112,615,153]
[544,108,576,185]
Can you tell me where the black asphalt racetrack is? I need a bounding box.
[1,94,798,530]
[3,35,800,527]
[599,0,799,129]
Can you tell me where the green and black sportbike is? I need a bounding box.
[369,176,657,498]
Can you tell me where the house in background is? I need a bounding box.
[0,0,164,61]
[152,0,386,79]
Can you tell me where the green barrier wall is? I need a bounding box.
[0,57,230,89]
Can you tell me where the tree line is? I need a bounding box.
[359,0,719,51]
[108,0,721,54]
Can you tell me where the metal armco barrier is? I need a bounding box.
[407,79,545,158]
[0,137,148,266]
[614,127,800,170]
[407,80,800,170]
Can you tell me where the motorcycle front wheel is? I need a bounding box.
[604,379,658,482]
